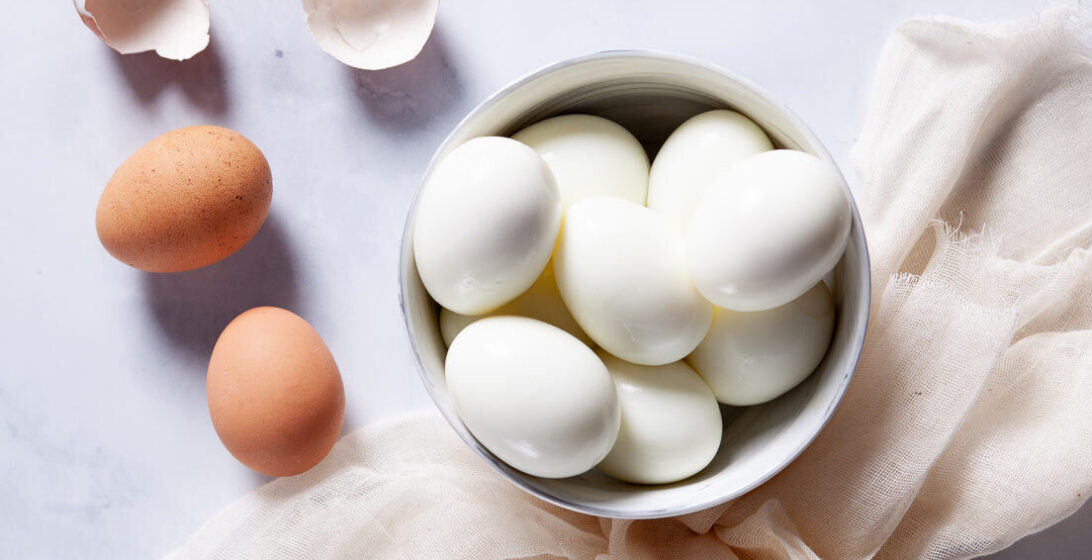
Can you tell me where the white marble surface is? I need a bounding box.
[2,1,1088,558]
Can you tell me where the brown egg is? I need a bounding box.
[207,307,345,477]
[95,125,272,273]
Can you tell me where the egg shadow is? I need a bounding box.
[248,470,275,487]
[112,37,230,117]
[142,214,301,361]
[340,401,359,437]
[346,27,463,131]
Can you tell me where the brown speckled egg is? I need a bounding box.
[95,125,272,273]
[207,307,345,477]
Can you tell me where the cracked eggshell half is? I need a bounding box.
[302,0,439,70]
[74,0,210,60]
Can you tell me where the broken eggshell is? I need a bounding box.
[302,0,438,70]
[73,0,210,61]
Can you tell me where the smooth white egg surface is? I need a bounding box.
[444,316,620,479]
[646,110,772,233]
[413,137,562,315]
[687,149,850,311]
[688,282,836,406]
[511,114,649,209]
[555,197,713,366]
[438,263,593,348]
[596,351,722,485]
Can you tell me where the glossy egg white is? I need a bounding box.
[512,114,649,209]
[444,316,620,478]
[438,263,593,348]
[646,110,772,233]
[597,351,722,485]
[555,197,713,366]
[687,149,850,311]
[688,282,836,406]
[413,137,562,315]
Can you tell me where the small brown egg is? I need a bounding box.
[207,307,345,477]
[95,125,272,273]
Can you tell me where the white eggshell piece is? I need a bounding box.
[646,110,772,233]
[74,0,210,61]
[512,115,650,209]
[445,317,620,479]
[414,137,561,315]
[556,197,713,366]
[687,150,850,311]
[597,351,722,485]
[688,282,836,406]
[302,0,438,70]
[438,263,593,348]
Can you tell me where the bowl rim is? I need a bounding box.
[398,49,872,519]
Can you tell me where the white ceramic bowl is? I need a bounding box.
[400,51,870,519]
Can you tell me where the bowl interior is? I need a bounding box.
[400,52,870,518]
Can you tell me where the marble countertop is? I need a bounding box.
[2,0,1087,557]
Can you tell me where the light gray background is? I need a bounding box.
[2,1,1087,558]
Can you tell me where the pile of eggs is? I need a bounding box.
[96,126,346,478]
[414,111,850,484]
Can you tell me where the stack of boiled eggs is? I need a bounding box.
[414,110,850,485]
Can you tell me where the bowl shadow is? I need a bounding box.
[142,213,302,361]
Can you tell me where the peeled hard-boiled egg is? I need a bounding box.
[688,150,850,311]
[646,110,772,233]
[414,137,562,315]
[688,282,835,406]
[511,114,649,209]
[207,307,345,477]
[438,263,593,348]
[445,317,620,478]
[96,126,272,273]
[597,351,722,485]
[555,197,713,366]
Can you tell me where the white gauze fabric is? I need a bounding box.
[168,5,1092,559]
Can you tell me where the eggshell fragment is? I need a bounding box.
[597,352,722,485]
[445,317,620,478]
[95,125,272,273]
[207,307,345,477]
[688,282,835,406]
[302,0,439,70]
[438,263,593,348]
[74,0,210,61]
